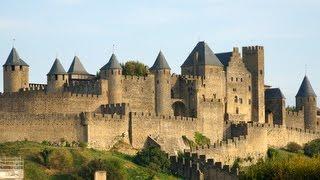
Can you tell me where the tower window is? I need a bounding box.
[231,77,233,81]
[240,78,243,82]
[233,88,236,92]
[55,75,58,80]
[234,96,238,103]
[19,66,22,70]
[249,86,251,91]
[62,75,65,80]
[249,99,251,104]
[236,107,239,114]
[260,70,263,75]
[11,65,15,71]
[240,98,243,104]
[236,78,238,82]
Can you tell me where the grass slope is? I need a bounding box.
[0,141,178,180]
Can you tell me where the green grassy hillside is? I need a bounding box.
[0,141,179,180]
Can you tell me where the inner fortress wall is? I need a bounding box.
[192,123,320,166]
[285,110,305,130]
[0,90,108,114]
[122,75,155,112]
[0,112,86,143]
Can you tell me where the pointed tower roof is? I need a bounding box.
[150,51,171,71]
[47,58,67,75]
[3,47,29,66]
[67,56,89,74]
[181,41,223,67]
[296,76,317,97]
[100,54,122,70]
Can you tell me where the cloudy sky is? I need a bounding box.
[0,0,319,105]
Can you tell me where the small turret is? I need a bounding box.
[47,58,68,93]
[67,56,92,80]
[296,76,317,130]
[3,47,29,92]
[150,51,171,115]
[100,54,122,104]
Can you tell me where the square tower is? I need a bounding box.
[242,46,265,123]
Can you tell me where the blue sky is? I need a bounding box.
[0,0,319,106]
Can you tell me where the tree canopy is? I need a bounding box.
[121,61,149,76]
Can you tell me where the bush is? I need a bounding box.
[194,132,210,146]
[48,149,73,170]
[39,148,52,167]
[182,135,196,149]
[304,139,320,157]
[78,159,124,180]
[286,142,302,153]
[133,146,170,173]
[79,141,88,148]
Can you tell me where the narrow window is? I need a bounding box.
[19,65,23,70]
[11,65,15,71]
[236,78,238,82]
[240,78,243,82]
[260,70,263,75]
[234,96,238,103]
[249,99,251,104]
[248,86,251,91]
[240,98,243,104]
[236,107,239,114]
[231,77,233,81]
[62,75,65,80]
[55,75,58,80]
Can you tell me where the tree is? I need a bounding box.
[194,132,211,146]
[121,61,149,76]
[133,146,170,173]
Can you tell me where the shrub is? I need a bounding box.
[39,148,52,167]
[133,146,170,173]
[304,139,320,157]
[48,149,73,170]
[78,159,124,180]
[194,132,210,146]
[286,142,302,153]
[79,141,88,148]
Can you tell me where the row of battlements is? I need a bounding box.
[286,109,304,116]
[242,46,264,52]
[286,126,320,135]
[130,111,198,121]
[91,113,124,120]
[170,152,238,179]
[123,75,152,81]
[100,103,129,115]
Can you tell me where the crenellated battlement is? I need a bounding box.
[242,46,264,53]
[123,75,152,81]
[130,111,197,121]
[92,113,124,120]
[169,152,238,179]
[286,109,304,116]
[100,103,129,115]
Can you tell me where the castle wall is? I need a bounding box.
[130,112,202,153]
[265,98,286,125]
[86,113,128,149]
[122,75,155,113]
[0,91,107,114]
[0,112,85,142]
[285,110,304,129]
[192,123,319,166]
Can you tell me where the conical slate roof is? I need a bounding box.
[47,58,67,75]
[100,54,122,70]
[296,76,317,97]
[67,56,89,75]
[3,48,29,66]
[150,51,171,70]
[265,88,285,99]
[181,41,223,67]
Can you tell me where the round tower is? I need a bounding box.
[150,51,171,115]
[296,76,317,131]
[100,54,122,104]
[3,48,29,92]
[47,58,68,93]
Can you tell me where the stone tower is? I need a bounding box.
[3,48,29,92]
[47,58,68,93]
[265,88,286,125]
[242,46,265,123]
[150,51,171,115]
[100,54,122,104]
[296,76,317,131]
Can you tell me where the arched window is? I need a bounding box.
[234,96,238,103]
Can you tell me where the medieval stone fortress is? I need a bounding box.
[1,41,320,169]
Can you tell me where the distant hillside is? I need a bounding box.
[0,141,179,180]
